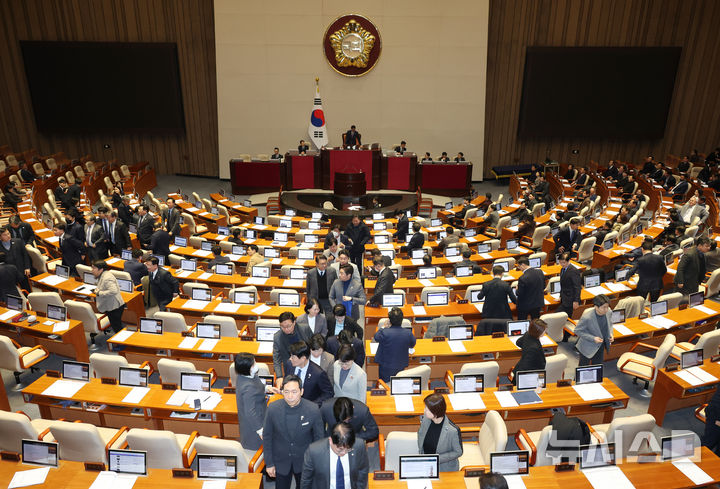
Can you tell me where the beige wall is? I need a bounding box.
[215,0,489,181]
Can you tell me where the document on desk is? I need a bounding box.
[176,270,193,278]
[257,342,273,354]
[198,272,213,280]
[41,379,86,398]
[0,309,18,321]
[89,471,138,489]
[494,390,519,407]
[38,274,67,286]
[73,284,96,294]
[642,316,677,329]
[192,250,213,257]
[106,257,121,265]
[186,391,222,410]
[213,302,240,314]
[406,480,432,489]
[539,335,554,346]
[410,259,424,266]
[226,254,240,261]
[245,277,268,285]
[203,481,227,489]
[111,330,134,343]
[166,390,188,406]
[686,366,718,384]
[446,277,460,285]
[283,279,303,287]
[252,304,272,314]
[448,392,484,411]
[613,324,634,336]
[447,340,467,353]
[294,259,308,266]
[446,255,463,263]
[501,475,527,489]
[50,321,69,333]
[122,386,150,404]
[178,337,200,349]
[418,279,434,287]
[45,236,60,244]
[473,303,484,313]
[369,342,378,355]
[585,285,611,296]
[692,304,717,315]
[8,467,50,489]
[672,458,714,485]
[198,339,219,351]
[394,395,416,412]
[582,465,635,489]
[572,383,613,401]
[183,300,210,310]
[412,305,427,315]
[673,369,704,386]
[605,282,631,292]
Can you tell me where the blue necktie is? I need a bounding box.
[336,456,345,489]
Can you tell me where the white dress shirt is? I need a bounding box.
[294,361,309,384]
[308,315,317,333]
[329,448,350,489]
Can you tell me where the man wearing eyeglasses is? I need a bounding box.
[264,374,324,489]
[300,422,369,489]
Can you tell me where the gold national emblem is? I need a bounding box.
[329,19,376,68]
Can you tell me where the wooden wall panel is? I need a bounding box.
[484,0,720,178]
[0,0,218,177]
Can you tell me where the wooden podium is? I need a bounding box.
[333,171,366,198]
[321,148,381,190]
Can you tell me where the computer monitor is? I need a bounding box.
[391,269,399,280]
[117,278,133,293]
[196,323,221,339]
[285,209,296,217]
[278,220,292,229]
[139,317,163,334]
[506,239,518,250]
[515,370,546,390]
[196,454,237,480]
[665,251,675,265]
[507,320,530,337]
[447,325,473,340]
[438,231,447,240]
[410,249,426,259]
[495,261,510,272]
[297,249,314,260]
[277,293,300,307]
[489,451,530,476]
[108,449,147,476]
[510,218,519,227]
[681,349,703,369]
[453,374,484,393]
[252,266,270,278]
[232,245,246,256]
[550,227,559,237]
[469,289,483,303]
[425,292,449,306]
[47,304,66,321]
[373,222,387,231]
[192,287,212,301]
[312,212,322,220]
[180,259,197,272]
[201,241,213,251]
[180,372,211,391]
[304,233,319,243]
[55,264,69,278]
[256,326,280,342]
[611,309,625,324]
[583,273,601,288]
[217,226,229,236]
[22,440,58,467]
[129,223,137,234]
[62,360,90,382]
[398,455,439,480]
[689,291,705,307]
[661,433,697,461]
[371,212,383,220]
[550,281,561,295]
[380,249,395,260]
[430,218,441,227]
[233,290,256,305]
[635,223,644,236]
[620,232,630,244]
[406,210,412,218]
[477,243,491,253]
[83,271,97,285]
[6,294,22,311]
[245,230,256,240]
[374,234,389,245]
[174,236,188,247]
[445,247,460,258]
[528,257,542,269]
[579,443,616,470]
[118,367,148,387]
[465,228,477,238]
[615,268,631,282]
[264,247,279,258]
[575,364,603,384]
[273,232,288,242]
[243,199,252,207]
[215,263,233,275]
[153,255,165,266]
[121,249,133,260]
[445,202,453,210]
[603,239,614,250]
[455,266,473,277]
[650,300,668,317]
[254,217,265,225]
[382,293,404,307]
[390,376,421,395]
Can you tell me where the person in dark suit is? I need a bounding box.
[54,178,80,210]
[110,185,123,208]
[670,174,691,197]
[324,224,351,250]
[394,211,409,242]
[263,374,324,489]
[633,241,667,302]
[320,397,378,441]
[107,211,131,255]
[512,320,548,382]
[207,244,230,270]
[285,341,334,406]
[534,175,550,201]
[438,152,450,162]
[124,249,148,285]
[394,141,407,154]
[558,252,581,317]
[575,168,589,187]
[326,304,363,339]
[300,422,369,489]
[0,226,31,290]
[373,307,416,381]
[135,205,154,249]
[702,382,720,455]
[476,265,516,319]
[343,125,361,147]
[117,195,134,227]
[2,182,22,210]
[516,256,545,319]
[554,218,582,256]
[96,206,111,240]
[367,257,396,306]
[306,255,337,314]
[233,353,267,452]
[329,264,366,321]
[149,222,171,261]
[454,152,465,162]
[53,223,85,276]
[84,215,107,261]
[273,311,314,381]
[326,329,365,367]
[64,210,85,242]
[453,250,483,274]
[344,215,370,275]
[8,215,34,247]
[18,161,35,183]
[675,236,712,295]
[0,256,20,303]
[403,222,425,254]
[143,255,179,311]
[162,198,182,237]
[270,147,283,160]
[298,140,310,154]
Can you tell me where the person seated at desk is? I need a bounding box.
[206,244,230,270]
[438,226,459,251]
[343,125,361,148]
[421,152,433,163]
[2,181,22,210]
[516,214,535,239]
[454,152,465,162]
[332,345,366,402]
[476,265,516,320]
[320,396,379,441]
[124,249,148,285]
[438,152,450,162]
[510,319,547,384]
[373,307,416,382]
[417,393,463,472]
[298,140,310,154]
[670,173,691,196]
[229,227,244,245]
[402,222,425,254]
[327,304,363,339]
[285,340,334,406]
[246,244,264,273]
[394,141,407,154]
[453,250,482,274]
[270,147,283,160]
[18,160,35,182]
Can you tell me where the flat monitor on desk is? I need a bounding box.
[233,290,256,305]
[55,264,70,278]
[278,220,292,229]
[528,257,542,268]
[6,294,22,311]
[308,221,321,230]
[311,212,323,220]
[611,309,625,324]
[180,259,197,272]
[603,239,614,250]
[217,226,229,236]
[506,239,518,250]
[118,278,133,293]
[243,199,252,207]
[689,291,705,307]
[256,326,280,342]
[615,268,631,282]
[297,249,314,260]
[83,272,97,285]
[380,249,395,261]
[139,317,163,334]
[390,376,421,395]
[550,281,561,295]
[382,293,404,307]
[47,304,66,321]
[445,202,453,210]
[252,266,270,278]
[489,451,529,475]
[398,455,439,480]
[575,364,603,384]
[373,222,387,231]
[515,370,546,390]
[174,236,187,247]
[430,218,442,227]
[495,261,510,273]
[373,213,384,220]
[507,320,530,337]
[180,372,211,392]
[477,243,491,253]
[119,367,148,387]
[579,443,616,469]
[232,245,247,256]
[447,325,473,340]
[273,232,288,243]
[201,241,213,251]
[21,440,58,467]
[277,293,300,307]
[681,349,703,369]
[197,454,237,480]
[410,249,426,259]
[191,287,212,302]
[304,233,319,243]
[196,323,221,339]
[650,300,668,317]
[453,374,484,393]
[425,291,449,306]
[661,433,697,461]
[108,449,147,476]
[289,268,306,280]
[465,228,477,238]
[264,247,280,258]
[245,230,256,240]
[215,263,233,276]
[583,273,601,288]
[285,209,296,217]
[445,247,460,258]
[374,234,389,244]
[254,217,264,225]
[469,289,483,303]
[62,360,90,382]
[455,266,473,277]
[153,255,165,267]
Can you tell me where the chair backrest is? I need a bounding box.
[544,354,567,383]
[530,226,551,248]
[126,428,184,469]
[168,253,183,268]
[109,270,132,282]
[695,329,720,358]
[181,213,197,233]
[705,269,720,297]
[545,276,560,294]
[532,203,545,218]
[396,365,431,390]
[657,292,683,310]
[477,410,507,459]
[64,299,101,334]
[540,312,568,342]
[188,236,206,248]
[493,257,515,270]
[157,358,198,385]
[384,432,419,472]
[0,411,39,452]
[377,318,412,329]
[153,311,189,333]
[533,425,556,466]
[280,265,303,278]
[195,436,255,472]
[269,288,299,303]
[460,361,499,388]
[605,414,656,458]
[76,264,92,277]
[577,237,597,263]
[46,158,57,169]
[494,216,511,234]
[651,334,676,379]
[420,286,450,306]
[203,315,239,338]
[26,246,48,274]
[685,225,699,238]
[33,162,45,175]
[50,421,109,463]
[28,291,64,314]
[89,352,129,378]
[182,281,210,296]
[614,296,646,318]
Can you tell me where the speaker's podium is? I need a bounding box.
[321,146,381,190]
[283,151,321,190]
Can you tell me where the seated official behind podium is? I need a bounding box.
[271,147,283,160]
[394,141,407,154]
[343,125,361,148]
[438,152,450,162]
[421,152,433,162]
[298,140,310,155]
[454,152,465,162]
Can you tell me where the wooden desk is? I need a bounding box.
[417,162,472,196]
[0,457,262,489]
[0,307,88,362]
[363,302,485,338]
[649,358,720,426]
[229,159,283,195]
[209,193,258,222]
[366,379,628,435]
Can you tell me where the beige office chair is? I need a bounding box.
[195,436,264,473]
[167,253,183,268]
[459,361,499,388]
[188,236,206,249]
[614,296,646,319]
[75,264,92,277]
[617,334,675,396]
[576,236,597,264]
[540,312,568,343]
[704,269,720,298]
[218,204,242,226]
[157,358,215,386]
[109,270,133,282]
[521,226,551,251]
[182,213,208,235]
[544,354,567,383]
[671,329,720,360]
[89,352,152,379]
[0,410,58,452]
[27,292,64,314]
[64,300,111,351]
[515,425,557,466]
[202,315,239,338]
[377,318,412,329]
[656,292,683,310]
[395,365,431,390]
[419,286,450,306]
[0,336,48,388]
[379,431,419,471]
[457,410,507,468]
[591,414,656,458]
[182,281,210,297]
[153,311,191,333]
[50,421,128,464]
[269,288,300,304]
[126,428,197,469]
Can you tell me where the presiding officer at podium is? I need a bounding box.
[343,125,361,147]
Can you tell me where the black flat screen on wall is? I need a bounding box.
[518,47,681,139]
[20,41,185,133]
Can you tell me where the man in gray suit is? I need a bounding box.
[264,374,324,489]
[233,353,267,451]
[300,422,369,489]
[273,311,313,382]
[574,294,614,365]
[679,195,709,225]
[306,255,337,314]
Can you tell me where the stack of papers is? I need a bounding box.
[176,270,194,278]
[111,330,134,342]
[692,304,716,315]
[183,300,210,310]
[283,279,303,287]
[674,366,718,386]
[585,285,611,296]
[447,392,484,410]
[0,309,18,321]
[41,379,87,398]
[605,282,630,292]
[672,458,714,485]
[394,396,415,412]
[252,304,271,314]
[418,279,434,287]
[613,324,634,336]
[52,321,70,333]
[446,277,460,285]
[39,275,67,286]
[245,277,267,285]
[214,302,240,313]
[192,250,212,257]
[494,390,518,407]
[582,465,635,489]
[185,391,222,410]
[642,316,677,329]
[447,340,467,352]
[8,467,50,489]
[122,387,150,404]
[198,272,213,280]
[198,339,219,351]
[446,255,463,263]
[257,342,273,354]
[572,383,612,401]
[89,471,137,489]
[178,337,200,349]
[369,343,379,355]
[412,305,427,315]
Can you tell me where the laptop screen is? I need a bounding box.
[297,249,314,260]
[615,268,630,282]
[454,374,483,393]
[180,372,211,391]
[121,249,133,261]
[382,293,404,307]
[507,320,529,337]
[192,287,212,301]
[490,451,529,476]
[119,367,148,387]
[448,325,473,340]
[455,266,473,277]
[410,249,426,259]
[22,440,58,467]
[264,247,280,258]
[689,291,705,307]
[312,212,322,220]
[139,317,163,334]
[579,443,616,469]
[252,266,270,278]
[174,236,188,247]
[83,271,97,285]
[196,323,221,339]
[201,241,213,251]
[550,281,561,294]
[661,433,697,461]
[373,222,387,231]
[232,245,247,256]
[374,234,389,244]
[430,218,441,227]
[515,370,546,390]
[217,226,229,236]
[495,261,510,272]
[47,304,66,321]
[477,243,491,253]
[118,278,133,293]
[180,259,197,271]
[611,309,625,324]
[278,220,292,229]
[277,293,300,307]
[197,454,237,480]
[465,228,477,237]
[603,239,614,250]
[681,349,703,369]
[398,455,439,480]
[575,364,603,384]
[62,360,90,381]
[528,257,542,268]
[256,326,280,341]
[650,300,668,316]
[380,249,395,260]
[583,273,601,288]
[417,267,437,279]
[426,292,449,306]
[215,263,233,275]
[55,264,69,278]
[108,449,147,475]
[273,232,288,242]
[506,239,518,250]
[390,376,421,395]
[304,233,319,242]
[233,290,256,304]
[445,247,460,258]
[6,294,22,311]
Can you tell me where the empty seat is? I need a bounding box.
[194,435,264,473]
[379,431,419,472]
[457,410,507,468]
[202,315,239,338]
[153,311,190,333]
[89,352,151,379]
[0,410,58,452]
[0,336,49,386]
[394,365,431,390]
[459,362,499,388]
[27,292,63,314]
[50,421,128,464]
[126,428,197,469]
